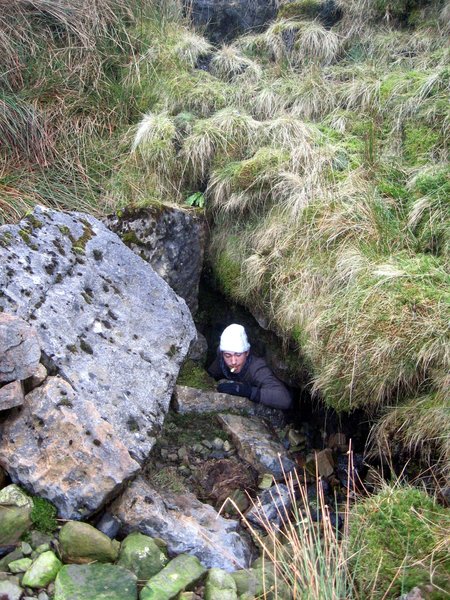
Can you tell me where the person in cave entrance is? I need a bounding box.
[207,323,293,410]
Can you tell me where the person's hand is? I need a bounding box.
[217,381,251,398]
[217,381,260,403]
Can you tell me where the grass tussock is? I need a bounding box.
[349,483,450,599]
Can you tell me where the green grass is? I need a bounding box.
[349,484,450,599]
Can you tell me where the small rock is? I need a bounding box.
[209,450,225,460]
[95,512,122,540]
[21,542,33,556]
[38,592,50,600]
[9,557,33,573]
[306,449,335,478]
[58,521,120,564]
[0,580,23,600]
[35,543,51,555]
[168,453,179,462]
[22,551,62,588]
[246,484,292,530]
[140,554,207,600]
[117,532,168,581]
[227,490,250,515]
[204,567,238,600]
[0,504,32,546]
[212,438,224,450]
[178,446,189,460]
[202,440,212,449]
[223,441,231,452]
[257,473,274,490]
[160,448,169,459]
[192,443,204,454]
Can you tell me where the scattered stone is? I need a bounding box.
[0,380,24,411]
[246,484,292,530]
[95,512,122,540]
[231,568,264,599]
[59,521,120,564]
[22,551,62,588]
[212,438,224,450]
[54,563,137,600]
[0,313,41,383]
[178,447,189,460]
[217,414,295,480]
[223,440,231,452]
[257,473,274,490]
[0,579,23,600]
[21,542,33,556]
[110,476,252,571]
[306,449,335,478]
[0,549,23,572]
[226,489,250,515]
[38,592,50,600]
[204,567,238,600]
[117,532,168,581]
[8,557,33,573]
[0,504,32,546]
[0,376,140,520]
[140,554,207,600]
[0,485,34,509]
[288,429,307,448]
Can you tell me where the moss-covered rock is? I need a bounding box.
[118,532,168,581]
[58,521,120,564]
[204,567,238,600]
[54,563,137,600]
[140,554,207,600]
[278,0,323,20]
[0,505,32,545]
[22,550,62,588]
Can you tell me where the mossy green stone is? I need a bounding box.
[118,532,169,580]
[8,557,33,573]
[140,554,207,600]
[0,485,33,508]
[204,568,238,600]
[54,563,137,600]
[231,568,264,597]
[0,549,23,572]
[22,551,62,588]
[59,521,120,563]
[0,505,32,545]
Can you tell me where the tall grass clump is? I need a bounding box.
[224,460,357,599]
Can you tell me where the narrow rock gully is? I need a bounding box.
[141,282,374,575]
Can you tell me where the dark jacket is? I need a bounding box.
[208,352,292,410]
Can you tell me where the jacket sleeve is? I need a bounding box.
[247,360,292,410]
[207,355,223,380]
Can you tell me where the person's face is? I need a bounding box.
[222,351,249,374]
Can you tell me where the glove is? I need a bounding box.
[217,381,260,403]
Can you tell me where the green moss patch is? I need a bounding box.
[349,485,450,599]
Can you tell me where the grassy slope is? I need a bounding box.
[1,0,449,472]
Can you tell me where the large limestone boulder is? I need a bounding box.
[111,476,253,572]
[0,206,196,463]
[104,206,206,314]
[0,377,139,520]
